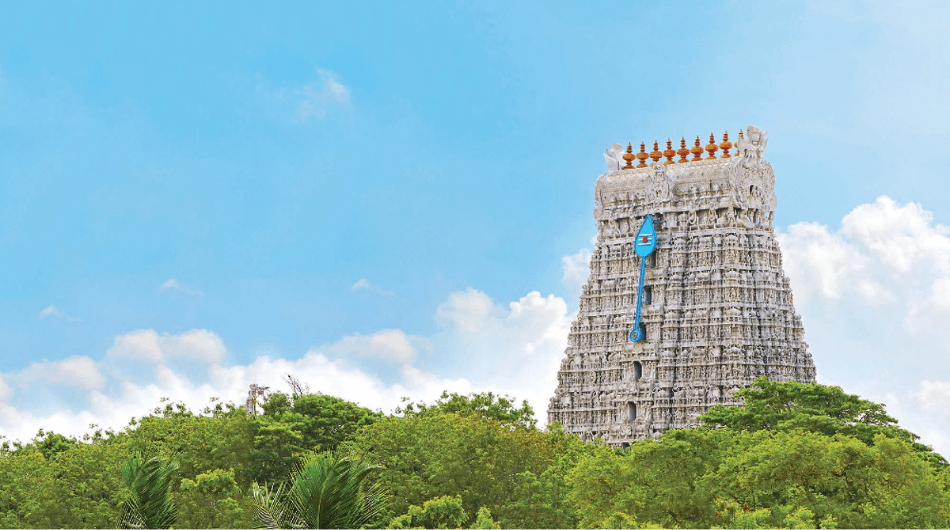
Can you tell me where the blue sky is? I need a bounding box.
[3,1,950,455]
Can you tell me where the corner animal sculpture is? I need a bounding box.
[628,214,657,343]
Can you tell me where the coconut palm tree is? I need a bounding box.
[119,456,179,529]
[252,452,386,529]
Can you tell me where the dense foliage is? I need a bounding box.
[119,456,179,529]
[0,379,946,528]
[252,452,386,529]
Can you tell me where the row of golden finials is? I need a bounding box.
[623,130,743,168]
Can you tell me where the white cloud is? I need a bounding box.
[561,248,592,295]
[321,329,428,364]
[171,329,228,363]
[21,357,105,391]
[107,329,165,363]
[778,195,950,315]
[10,195,950,459]
[778,221,867,300]
[351,278,394,295]
[432,289,572,420]
[0,374,11,402]
[285,68,351,121]
[0,284,573,444]
[840,196,950,274]
[913,380,950,415]
[561,234,598,302]
[160,278,203,296]
[435,288,500,333]
[38,305,82,322]
[0,343,469,445]
[778,195,950,457]
[107,329,226,364]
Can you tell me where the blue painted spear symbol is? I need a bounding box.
[629,214,658,343]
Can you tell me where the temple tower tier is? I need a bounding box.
[548,127,816,445]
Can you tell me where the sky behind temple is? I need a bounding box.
[3,1,950,455]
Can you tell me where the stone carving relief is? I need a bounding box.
[603,143,626,174]
[548,127,817,447]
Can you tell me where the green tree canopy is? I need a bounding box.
[252,452,386,529]
[387,494,501,529]
[570,427,950,528]
[344,407,580,527]
[395,390,536,429]
[699,377,948,467]
[250,392,383,486]
[120,456,179,529]
[1,382,946,529]
[177,468,255,528]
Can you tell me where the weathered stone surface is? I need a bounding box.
[547,127,816,445]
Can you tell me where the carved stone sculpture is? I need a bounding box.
[603,143,626,173]
[548,127,816,446]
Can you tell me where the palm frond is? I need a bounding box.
[252,451,386,529]
[290,452,387,529]
[252,481,297,529]
[119,456,179,529]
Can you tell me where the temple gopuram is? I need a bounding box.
[547,127,817,446]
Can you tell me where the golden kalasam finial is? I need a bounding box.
[691,136,704,161]
[677,137,690,163]
[719,131,732,158]
[663,138,676,165]
[705,132,719,159]
[623,143,635,169]
[649,141,663,164]
[636,141,649,168]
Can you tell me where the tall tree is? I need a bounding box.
[250,392,383,486]
[344,409,567,526]
[569,426,950,528]
[177,468,256,528]
[396,391,536,429]
[700,377,948,467]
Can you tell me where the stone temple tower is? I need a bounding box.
[547,128,816,446]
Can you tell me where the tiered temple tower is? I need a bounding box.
[548,127,816,446]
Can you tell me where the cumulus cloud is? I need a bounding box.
[351,278,394,295]
[435,288,500,333]
[160,279,203,296]
[778,195,950,457]
[561,235,597,302]
[914,380,950,415]
[38,305,82,322]
[10,196,950,458]
[107,329,226,364]
[0,343,470,445]
[561,248,592,295]
[21,357,105,391]
[841,197,950,274]
[321,329,428,364]
[432,289,572,419]
[0,284,573,444]
[0,374,11,402]
[779,196,950,327]
[780,221,867,300]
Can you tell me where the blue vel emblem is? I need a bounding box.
[629,215,657,343]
